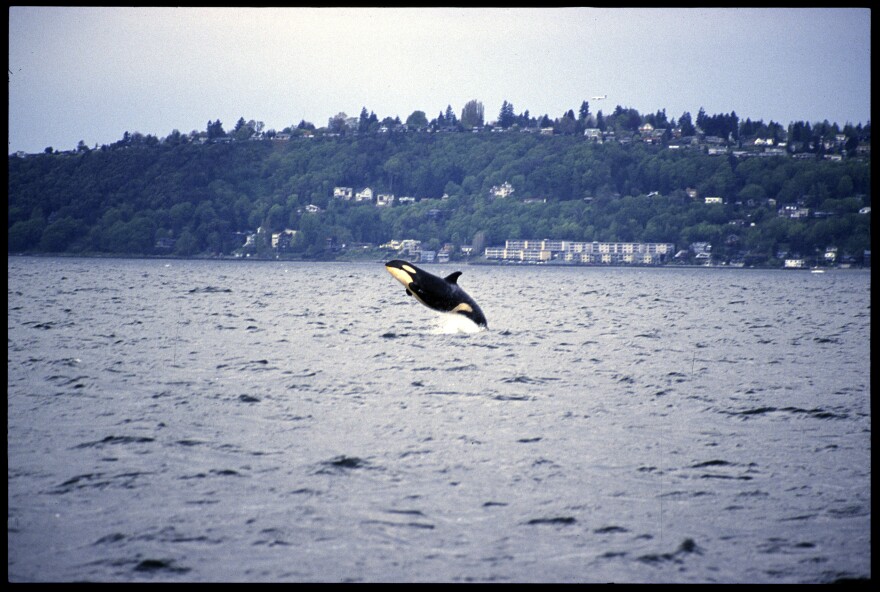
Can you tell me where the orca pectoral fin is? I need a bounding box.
[406,288,412,296]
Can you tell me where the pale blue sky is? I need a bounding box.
[8,7,871,154]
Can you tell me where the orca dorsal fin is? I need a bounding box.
[445,271,462,284]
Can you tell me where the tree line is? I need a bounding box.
[8,106,871,266]
[38,99,870,155]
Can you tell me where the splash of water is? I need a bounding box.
[432,312,485,335]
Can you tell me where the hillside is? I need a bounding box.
[7,130,872,266]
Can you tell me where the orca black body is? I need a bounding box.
[385,259,487,328]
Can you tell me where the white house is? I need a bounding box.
[584,128,603,142]
[490,182,515,198]
[376,193,395,207]
[333,186,353,200]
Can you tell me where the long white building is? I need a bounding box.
[485,239,675,264]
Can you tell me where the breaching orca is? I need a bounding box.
[385,259,487,328]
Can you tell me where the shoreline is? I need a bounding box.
[7,252,870,272]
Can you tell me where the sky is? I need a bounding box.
[8,7,872,154]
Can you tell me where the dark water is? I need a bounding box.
[7,256,871,582]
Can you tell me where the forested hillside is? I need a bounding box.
[8,129,871,266]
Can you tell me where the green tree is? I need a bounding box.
[461,99,485,129]
[835,174,854,198]
[8,218,45,252]
[328,112,349,134]
[737,183,766,203]
[358,107,371,133]
[579,100,590,123]
[554,110,577,135]
[232,117,254,141]
[265,203,287,231]
[174,229,200,255]
[405,110,428,130]
[383,154,405,194]
[678,111,696,136]
[207,119,225,139]
[444,105,458,127]
[39,216,86,252]
[498,100,515,129]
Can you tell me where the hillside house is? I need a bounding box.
[644,128,666,144]
[690,242,712,262]
[376,193,395,207]
[334,186,353,200]
[272,229,297,249]
[381,239,422,257]
[490,182,515,198]
[583,128,603,142]
[780,205,810,219]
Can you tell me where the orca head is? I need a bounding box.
[384,259,420,290]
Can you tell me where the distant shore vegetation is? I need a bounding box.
[8,101,871,267]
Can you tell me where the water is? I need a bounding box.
[7,256,871,583]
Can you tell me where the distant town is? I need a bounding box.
[243,191,870,269]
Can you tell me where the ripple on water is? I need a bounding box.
[7,259,871,583]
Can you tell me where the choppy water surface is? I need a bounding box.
[8,256,871,583]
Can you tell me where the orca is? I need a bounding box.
[385,259,487,328]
